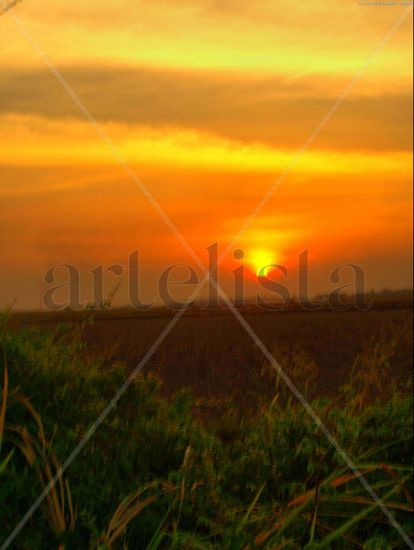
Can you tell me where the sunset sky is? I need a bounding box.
[0,0,412,309]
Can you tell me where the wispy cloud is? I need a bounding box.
[0,0,22,16]
[1,66,412,153]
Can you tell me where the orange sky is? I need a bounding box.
[0,0,412,309]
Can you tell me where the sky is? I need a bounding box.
[0,0,413,309]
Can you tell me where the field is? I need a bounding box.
[1,303,413,548]
[11,304,413,414]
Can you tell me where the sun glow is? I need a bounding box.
[248,249,278,277]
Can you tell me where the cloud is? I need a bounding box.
[0,0,22,16]
[0,65,412,152]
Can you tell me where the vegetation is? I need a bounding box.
[0,317,412,549]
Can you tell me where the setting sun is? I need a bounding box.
[0,0,412,306]
[247,249,279,277]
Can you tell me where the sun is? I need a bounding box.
[248,249,278,277]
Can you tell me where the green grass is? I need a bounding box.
[0,321,412,549]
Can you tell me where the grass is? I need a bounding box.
[0,314,412,549]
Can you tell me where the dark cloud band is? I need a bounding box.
[0,65,411,152]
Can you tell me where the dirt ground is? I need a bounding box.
[10,304,413,414]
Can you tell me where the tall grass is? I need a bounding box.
[0,321,412,548]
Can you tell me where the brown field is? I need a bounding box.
[10,301,413,417]
[3,301,413,547]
